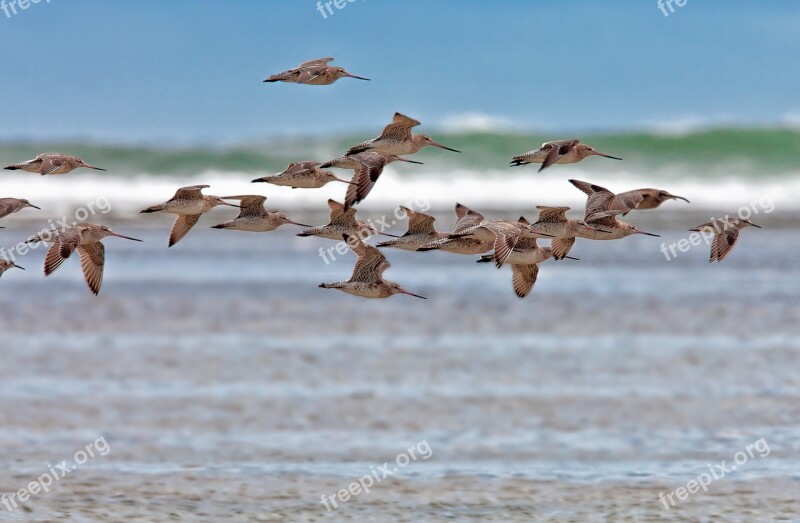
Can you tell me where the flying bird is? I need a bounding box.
[570,180,689,215]
[263,57,370,85]
[510,140,622,172]
[689,217,761,262]
[25,223,142,296]
[569,180,660,240]
[319,234,426,299]
[140,185,240,247]
[376,207,447,251]
[0,198,40,228]
[251,161,355,189]
[530,205,604,260]
[211,195,310,232]
[0,259,24,282]
[346,113,460,156]
[4,153,106,175]
[417,203,495,255]
[320,152,422,209]
[297,199,397,241]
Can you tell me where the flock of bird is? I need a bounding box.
[0,57,762,298]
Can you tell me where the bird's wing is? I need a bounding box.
[223,195,266,218]
[710,226,740,262]
[535,206,570,224]
[327,199,358,226]
[0,200,16,219]
[348,236,390,283]
[39,155,65,175]
[483,222,520,268]
[568,179,595,197]
[453,204,485,233]
[377,113,421,141]
[295,65,327,84]
[572,180,615,220]
[551,237,576,260]
[77,242,105,295]
[300,57,334,67]
[511,264,539,298]
[539,144,566,172]
[402,207,436,235]
[44,238,72,276]
[174,185,210,200]
[543,139,580,149]
[344,155,386,208]
[614,190,646,213]
[169,214,201,247]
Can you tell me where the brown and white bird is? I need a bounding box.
[25,223,142,296]
[211,195,310,232]
[251,161,355,189]
[263,57,370,85]
[570,180,689,215]
[417,204,495,255]
[320,152,423,209]
[510,140,622,172]
[297,199,397,241]
[530,205,604,260]
[376,207,447,251]
[0,198,40,228]
[319,234,426,299]
[346,113,460,156]
[4,153,106,175]
[689,217,761,262]
[0,259,25,281]
[140,185,240,247]
[569,180,660,240]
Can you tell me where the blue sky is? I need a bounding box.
[0,0,798,143]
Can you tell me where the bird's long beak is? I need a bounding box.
[378,231,400,238]
[670,195,691,203]
[223,202,242,208]
[84,164,107,171]
[400,289,427,299]
[395,158,424,165]
[27,203,41,210]
[335,177,360,185]
[111,232,143,242]
[636,230,661,237]
[594,151,623,160]
[564,256,580,261]
[12,263,25,270]
[344,72,371,81]
[750,223,763,228]
[289,220,312,227]
[429,139,461,153]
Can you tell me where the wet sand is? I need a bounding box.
[1,212,799,521]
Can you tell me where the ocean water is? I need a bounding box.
[0,206,799,520]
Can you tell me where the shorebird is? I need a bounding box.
[689,217,761,262]
[251,161,355,189]
[418,203,495,255]
[263,57,370,85]
[510,140,622,172]
[0,259,24,281]
[476,218,574,265]
[297,199,397,241]
[0,198,40,227]
[4,153,106,175]
[569,179,660,240]
[530,206,604,260]
[25,223,141,296]
[376,207,447,251]
[346,113,460,156]
[140,185,240,247]
[210,195,310,232]
[570,180,689,215]
[320,152,423,209]
[319,234,426,299]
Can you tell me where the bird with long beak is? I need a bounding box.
[251,161,356,189]
[569,179,661,240]
[320,152,423,209]
[346,113,461,156]
[297,199,398,241]
[319,234,426,300]
[510,140,622,172]
[211,195,310,232]
[689,217,761,262]
[263,57,370,85]
[529,206,606,260]
[570,180,689,216]
[140,185,240,247]
[25,223,142,296]
[0,198,40,228]
[4,153,107,175]
[0,259,24,282]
